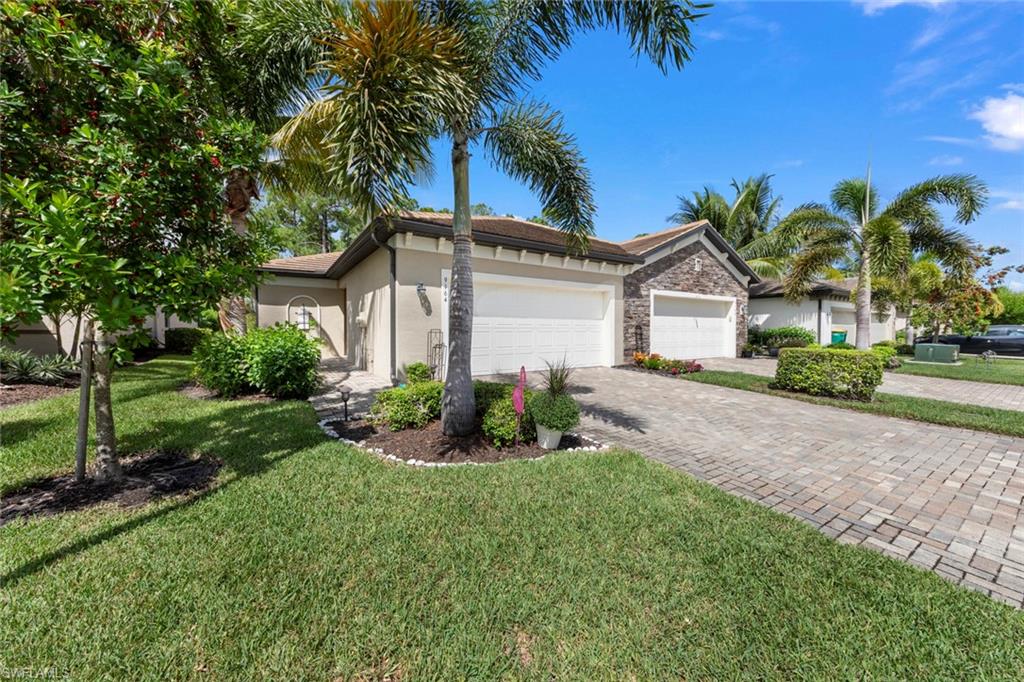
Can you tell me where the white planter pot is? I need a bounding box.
[536,424,563,450]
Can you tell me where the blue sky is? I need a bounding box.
[407,0,1024,289]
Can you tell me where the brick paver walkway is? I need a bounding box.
[700,357,1024,412]
[569,367,1024,607]
[311,358,392,422]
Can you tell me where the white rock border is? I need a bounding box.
[316,417,609,467]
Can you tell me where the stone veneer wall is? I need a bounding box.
[623,240,749,361]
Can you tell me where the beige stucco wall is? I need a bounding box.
[392,240,624,380]
[257,278,346,358]
[750,296,897,344]
[337,247,391,377]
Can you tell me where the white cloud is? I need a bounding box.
[991,189,1024,211]
[854,0,952,16]
[928,154,964,166]
[1003,83,1024,94]
[921,135,976,146]
[698,29,726,41]
[969,91,1024,151]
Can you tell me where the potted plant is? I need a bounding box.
[740,343,756,358]
[529,392,580,449]
[529,358,580,449]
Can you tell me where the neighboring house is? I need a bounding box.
[256,213,758,381]
[748,278,900,344]
[9,308,197,357]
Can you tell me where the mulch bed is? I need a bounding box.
[0,383,75,409]
[0,450,221,525]
[327,418,587,464]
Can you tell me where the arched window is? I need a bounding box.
[287,295,320,332]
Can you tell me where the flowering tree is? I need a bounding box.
[1,0,271,481]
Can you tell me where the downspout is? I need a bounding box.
[817,297,823,345]
[371,226,398,383]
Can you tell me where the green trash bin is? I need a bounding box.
[830,330,848,345]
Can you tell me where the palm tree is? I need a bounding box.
[668,174,795,278]
[780,172,986,349]
[273,0,709,435]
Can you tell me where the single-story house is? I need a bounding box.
[748,278,903,344]
[9,307,197,357]
[256,212,759,381]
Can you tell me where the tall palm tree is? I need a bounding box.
[668,174,795,278]
[780,172,986,349]
[273,0,709,435]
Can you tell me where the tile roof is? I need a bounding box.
[396,211,636,261]
[750,278,855,298]
[618,220,708,255]
[260,251,344,276]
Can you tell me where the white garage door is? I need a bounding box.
[446,274,612,375]
[650,292,735,359]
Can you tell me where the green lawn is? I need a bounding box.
[680,369,1024,438]
[2,358,1022,679]
[894,356,1024,385]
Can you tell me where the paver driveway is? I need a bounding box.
[699,357,1024,412]
[569,367,1024,607]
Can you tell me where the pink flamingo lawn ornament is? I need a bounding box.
[512,366,526,446]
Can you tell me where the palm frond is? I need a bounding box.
[775,203,852,238]
[231,0,347,130]
[784,242,849,302]
[864,215,911,279]
[830,177,877,223]
[883,173,988,225]
[274,1,469,219]
[667,188,730,232]
[483,101,596,252]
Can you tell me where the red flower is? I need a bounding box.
[210,156,221,168]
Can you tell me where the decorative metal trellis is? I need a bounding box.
[427,329,445,380]
[634,323,646,355]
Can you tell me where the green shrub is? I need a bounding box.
[772,348,884,401]
[404,361,432,384]
[244,324,321,399]
[192,333,252,397]
[370,381,444,430]
[896,344,914,355]
[36,354,78,384]
[482,394,536,448]
[165,327,210,354]
[872,340,897,348]
[828,341,856,350]
[750,326,816,347]
[871,344,902,369]
[643,354,664,370]
[777,337,808,349]
[474,381,514,415]
[528,392,580,432]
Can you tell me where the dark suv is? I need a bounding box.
[925,325,1024,357]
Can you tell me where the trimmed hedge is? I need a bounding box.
[772,348,884,401]
[482,394,537,447]
[749,326,816,347]
[192,323,321,399]
[529,392,580,432]
[370,381,444,430]
[164,327,209,354]
[404,361,432,384]
[245,325,321,399]
[192,333,251,397]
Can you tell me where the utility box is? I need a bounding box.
[914,343,959,363]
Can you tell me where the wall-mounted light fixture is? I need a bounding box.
[416,282,426,295]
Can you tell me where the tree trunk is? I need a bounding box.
[74,320,95,483]
[855,243,872,350]
[53,313,63,356]
[92,329,122,483]
[441,131,476,436]
[322,215,329,253]
[218,169,259,333]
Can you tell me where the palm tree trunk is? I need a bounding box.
[441,130,476,436]
[219,169,259,333]
[93,328,122,482]
[855,244,872,349]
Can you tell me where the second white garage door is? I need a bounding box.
[650,291,736,360]
[444,273,614,375]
